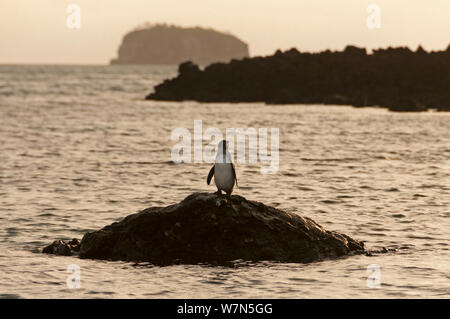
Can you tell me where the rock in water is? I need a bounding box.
[146,45,450,111]
[42,239,81,256]
[78,193,364,265]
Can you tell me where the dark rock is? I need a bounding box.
[387,104,428,112]
[43,239,80,256]
[436,105,450,112]
[76,193,364,265]
[178,61,201,76]
[146,44,450,112]
[344,45,367,56]
[416,45,427,55]
[365,247,396,256]
[68,238,81,252]
[110,24,249,66]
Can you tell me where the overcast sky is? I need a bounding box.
[0,0,449,64]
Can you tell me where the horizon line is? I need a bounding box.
[2,42,448,66]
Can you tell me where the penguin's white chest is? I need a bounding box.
[214,163,235,192]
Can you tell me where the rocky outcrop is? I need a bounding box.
[43,193,365,265]
[146,44,450,112]
[110,24,249,66]
[43,239,80,256]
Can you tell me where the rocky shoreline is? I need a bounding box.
[43,193,366,265]
[146,45,450,112]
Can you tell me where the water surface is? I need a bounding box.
[0,65,449,298]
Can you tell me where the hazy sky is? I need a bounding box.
[0,0,449,64]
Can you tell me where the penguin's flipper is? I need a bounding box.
[232,163,238,187]
[207,165,215,185]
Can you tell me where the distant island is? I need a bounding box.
[110,24,249,66]
[146,45,450,112]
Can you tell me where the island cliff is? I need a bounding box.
[110,24,249,66]
[43,193,365,265]
[146,45,450,112]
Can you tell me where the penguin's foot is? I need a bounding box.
[214,190,222,196]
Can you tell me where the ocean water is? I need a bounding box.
[0,65,449,298]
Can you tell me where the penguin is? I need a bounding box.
[207,140,238,197]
